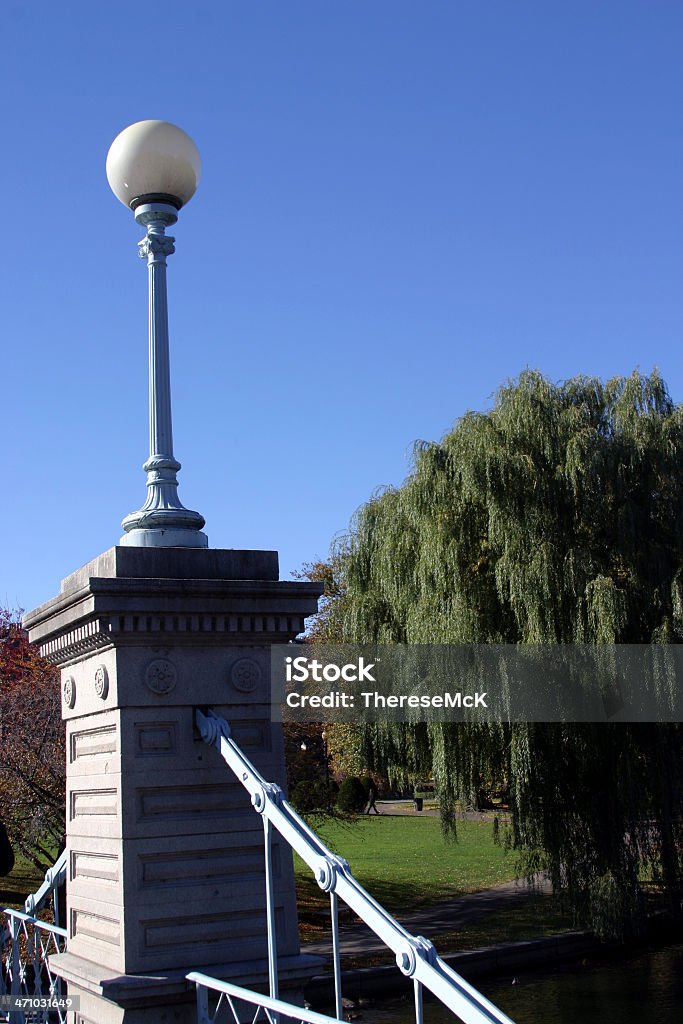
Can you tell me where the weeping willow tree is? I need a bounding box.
[323,370,683,937]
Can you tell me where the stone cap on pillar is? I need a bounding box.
[61,546,280,592]
[23,547,322,666]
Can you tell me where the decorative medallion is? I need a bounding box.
[230,658,261,694]
[94,664,109,700]
[145,658,178,696]
[63,676,76,710]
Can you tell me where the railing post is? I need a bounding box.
[9,916,24,1024]
[414,978,424,1024]
[52,869,62,933]
[28,921,39,998]
[196,981,210,1024]
[264,817,279,1005]
[330,892,343,1021]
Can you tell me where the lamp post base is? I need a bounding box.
[119,526,209,548]
[120,487,208,548]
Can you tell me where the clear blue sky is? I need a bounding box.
[2,1,681,613]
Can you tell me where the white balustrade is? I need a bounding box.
[192,708,516,1024]
[0,908,67,1024]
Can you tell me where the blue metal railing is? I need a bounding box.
[23,851,66,927]
[1,857,68,1024]
[0,910,67,1023]
[188,973,345,1024]
[192,708,516,1024]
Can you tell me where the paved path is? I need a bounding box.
[302,876,552,958]
[371,800,512,821]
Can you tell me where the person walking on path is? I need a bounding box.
[0,821,14,877]
[365,780,380,814]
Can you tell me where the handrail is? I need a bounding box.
[195,708,516,1024]
[1,907,67,937]
[24,849,67,923]
[187,972,345,1024]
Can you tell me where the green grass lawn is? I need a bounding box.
[293,815,580,954]
[0,855,44,909]
[294,814,518,919]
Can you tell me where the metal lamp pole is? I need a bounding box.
[322,729,332,812]
[106,120,208,548]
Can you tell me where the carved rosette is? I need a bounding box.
[94,665,109,700]
[63,676,76,710]
[230,658,262,694]
[145,658,178,696]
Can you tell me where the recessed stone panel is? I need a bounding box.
[134,721,178,755]
[138,842,272,889]
[143,909,256,950]
[70,787,118,820]
[71,907,121,947]
[71,849,120,885]
[230,720,272,751]
[136,782,242,823]
[71,724,118,762]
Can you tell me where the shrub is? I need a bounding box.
[289,780,335,814]
[337,776,367,813]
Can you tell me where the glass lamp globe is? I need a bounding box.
[106,120,201,210]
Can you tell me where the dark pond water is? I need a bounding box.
[363,943,683,1024]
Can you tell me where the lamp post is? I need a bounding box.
[321,729,332,812]
[106,120,208,548]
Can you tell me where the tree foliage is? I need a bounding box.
[294,561,373,777]
[321,370,683,937]
[0,609,65,869]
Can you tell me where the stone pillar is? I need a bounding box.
[25,547,322,1024]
